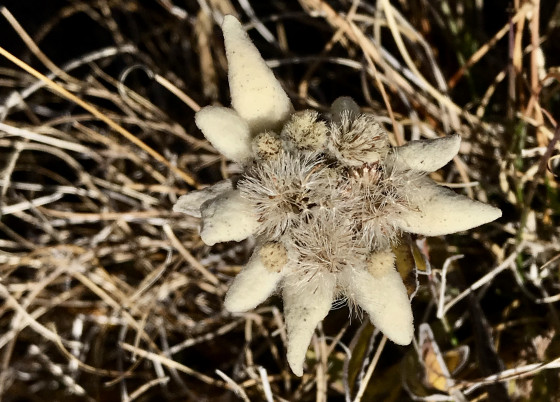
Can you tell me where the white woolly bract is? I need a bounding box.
[328,112,390,166]
[173,180,232,218]
[224,242,284,312]
[222,15,293,133]
[395,178,502,236]
[390,134,461,172]
[345,263,414,345]
[194,106,252,162]
[199,190,260,245]
[283,273,335,376]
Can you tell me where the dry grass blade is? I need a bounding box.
[120,342,226,387]
[353,335,387,402]
[0,45,197,186]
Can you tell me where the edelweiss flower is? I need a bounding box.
[174,15,502,376]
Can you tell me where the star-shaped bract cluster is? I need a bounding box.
[174,15,501,376]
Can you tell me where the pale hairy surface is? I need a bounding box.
[390,134,461,172]
[173,180,233,218]
[195,106,252,162]
[199,190,260,245]
[346,263,414,345]
[396,179,502,236]
[283,275,336,376]
[224,244,284,312]
[222,15,292,133]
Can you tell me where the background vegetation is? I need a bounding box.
[0,0,559,400]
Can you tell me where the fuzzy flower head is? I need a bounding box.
[174,15,502,376]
